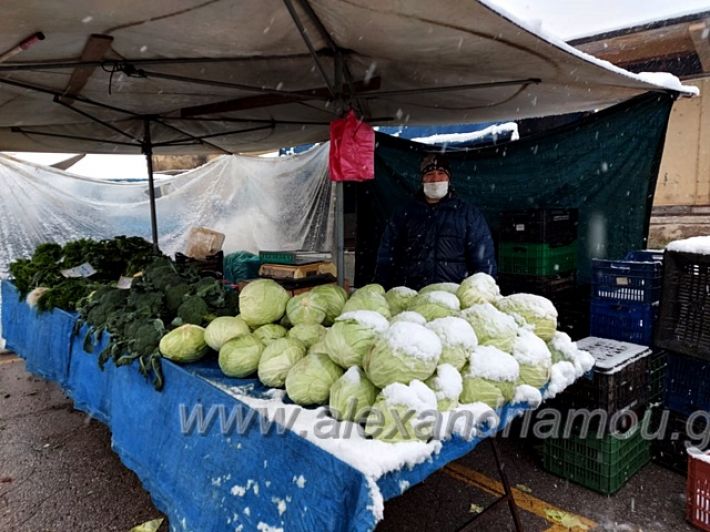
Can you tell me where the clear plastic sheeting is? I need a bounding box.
[0,145,333,336]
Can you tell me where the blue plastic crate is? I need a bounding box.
[665,352,710,418]
[589,300,657,345]
[592,259,662,304]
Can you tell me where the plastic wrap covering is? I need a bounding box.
[0,145,333,337]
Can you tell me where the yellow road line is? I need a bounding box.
[444,462,597,530]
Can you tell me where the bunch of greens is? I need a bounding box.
[9,236,156,311]
[75,257,237,390]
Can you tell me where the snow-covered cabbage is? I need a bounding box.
[364,380,438,442]
[341,287,391,318]
[362,321,441,388]
[257,337,307,388]
[239,279,290,327]
[457,273,500,308]
[385,286,418,315]
[252,323,287,345]
[218,333,265,378]
[288,323,326,348]
[329,367,378,422]
[460,346,520,407]
[391,311,427,325]
[427,317,478,370]
[310,284,348,325]
[284,354,344,406]
[286,292,328,325]
[425,364,463,411]
[324,311,388,368]
[547,332,595,377]
[407,290,460,321]
[544,361,578,400]
[495,294,558,342]
[461,303,518,353]
[419,282,460,295]
[159,324,209,363]
[204,316,250,351]
[512,329,552,388]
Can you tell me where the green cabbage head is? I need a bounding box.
[288,323,326,348]
[307,339,330,357]
[285,353,344,406]
[495,294,558,342]
[286,291,328,325]
[257,337,306,387]
[218,333,265,378]
[457,273,500,308]
[341,288,391,318]
[391,311,427,325]
[461,303,518,352]
[310,284,348,325]
[253,323,288,345]
[204,316,250,351]
[385,286,418,315]
[425,364,463,411]
[419,282,460,295]
[159,324,209,363]
[364,380,438,442]
[239,279,290,327]
[407,290,460,320]
[362,321,441,388]
[329,367,378,422]
[427,316,478,371]
[324,310,389,368]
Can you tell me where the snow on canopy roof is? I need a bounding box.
[0,0,696,155]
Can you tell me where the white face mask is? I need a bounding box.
[423,181,449,200]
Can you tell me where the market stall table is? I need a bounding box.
[2,281,565,531]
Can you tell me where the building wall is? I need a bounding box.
[654,76,710,206]
[649,76,710,247]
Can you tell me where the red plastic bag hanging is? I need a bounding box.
[329,110,375,182]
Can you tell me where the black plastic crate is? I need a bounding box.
[655,250,710,361]
[499,208,578,246]
[665,351,710,418]
[647,350,668,405]
[592,259,662,304]
[650,408,710,475]
[498,272,576,299]
[590,300,657,346]
[624,250,664,263]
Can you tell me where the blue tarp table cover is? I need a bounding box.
[1,280,534,531]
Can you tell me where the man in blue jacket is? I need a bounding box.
[375,153,496,290]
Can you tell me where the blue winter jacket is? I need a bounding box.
[374,193,496,290]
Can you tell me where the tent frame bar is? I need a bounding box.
[53,96,142,143]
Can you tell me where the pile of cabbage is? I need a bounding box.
[158,274,594,443]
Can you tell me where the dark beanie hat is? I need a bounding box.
[419,153,451,177]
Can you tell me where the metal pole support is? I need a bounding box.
[142,118,160,252]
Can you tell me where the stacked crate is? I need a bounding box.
[542,337,662,494]
[651,247,710,475]
[589,250,663,346]
[497,209,585,337]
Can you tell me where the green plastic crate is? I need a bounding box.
[543,425,651,494]
[498,241,577,276]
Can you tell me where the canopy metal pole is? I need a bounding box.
[142,118,159,252]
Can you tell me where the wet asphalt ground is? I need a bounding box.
[0,351,695,532]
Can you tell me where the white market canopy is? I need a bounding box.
[0,0,697,155]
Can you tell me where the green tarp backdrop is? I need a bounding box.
[356,92,675,285]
